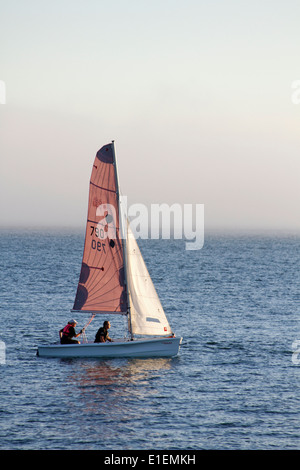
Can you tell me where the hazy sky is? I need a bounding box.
[0,0,299,232]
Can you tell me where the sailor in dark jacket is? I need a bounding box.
[94,321,113,343]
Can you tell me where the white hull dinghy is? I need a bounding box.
[37,336,182,358]
[37,142,182,358]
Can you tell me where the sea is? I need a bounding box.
[0,228,299,451]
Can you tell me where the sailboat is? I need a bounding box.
[37,142,182,358]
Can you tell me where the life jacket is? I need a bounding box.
[62,324,73,337]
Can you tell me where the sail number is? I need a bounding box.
[90,225,106,253]
[90,225,106,238]
[91,239,106,253]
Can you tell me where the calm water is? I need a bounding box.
[0,228,299,450]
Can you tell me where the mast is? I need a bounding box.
[111,141,133,339]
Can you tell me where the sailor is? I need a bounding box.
[94,321,113,343]
[60,320,84,344]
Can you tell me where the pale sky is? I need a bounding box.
[0,0,299,232]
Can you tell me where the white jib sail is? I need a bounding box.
[126,223,172,336]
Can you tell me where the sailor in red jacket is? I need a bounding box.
[60,320,84,344]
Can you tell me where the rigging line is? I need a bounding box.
[79,314,96,343]
[82,313,96,330]
[90,180,116,194]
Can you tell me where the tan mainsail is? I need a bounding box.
[72,143,128,314]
